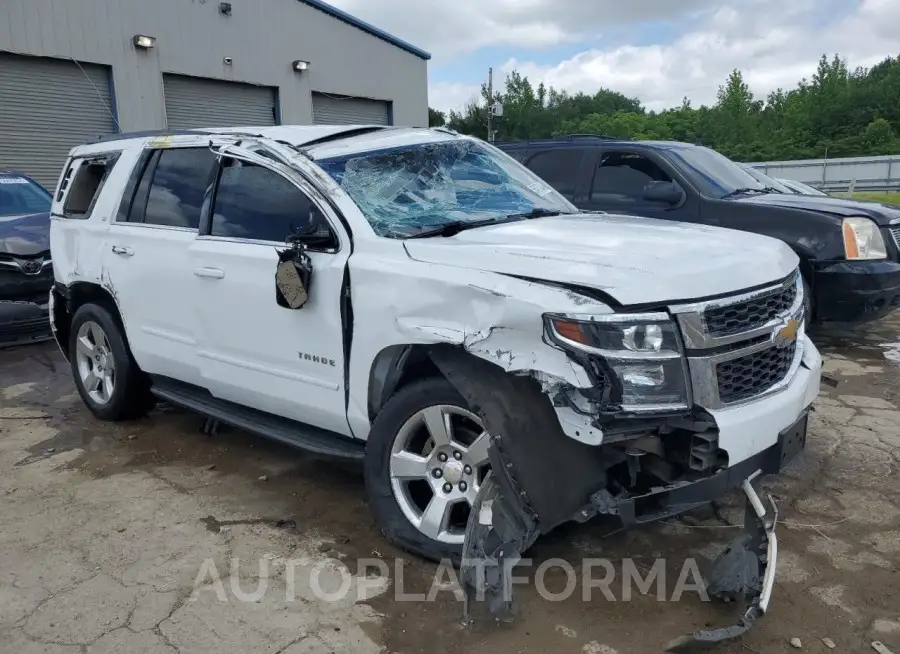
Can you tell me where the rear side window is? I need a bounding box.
[525,149,585,198]
[60,155,120,219]
[210,160,332,243]
[139,148,216,229]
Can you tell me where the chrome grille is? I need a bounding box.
[704,271,797,337]
[671,269,805,409]
[891,226,900,251]
[716,342,797,405]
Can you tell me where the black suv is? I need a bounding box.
[499,136,900,323]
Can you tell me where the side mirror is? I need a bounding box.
[643,181,684,205]
[275,244,313,310]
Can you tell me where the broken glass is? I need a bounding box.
[316,138,576,238]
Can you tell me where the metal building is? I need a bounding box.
[0,0,430,188]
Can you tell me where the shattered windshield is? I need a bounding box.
[316,138,577,238]
[665,146,772,199]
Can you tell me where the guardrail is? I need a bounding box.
[746,154,900,193]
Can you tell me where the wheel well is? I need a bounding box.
[367,344,446,422]
[53,282,124,357]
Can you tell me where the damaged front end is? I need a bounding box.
[434,271,812,652]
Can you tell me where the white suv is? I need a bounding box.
[49,126,820,646]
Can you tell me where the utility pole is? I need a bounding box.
[487,67,493,142]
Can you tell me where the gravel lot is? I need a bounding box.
[1,315,898,654]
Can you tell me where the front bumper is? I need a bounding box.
[812,259,900,322]
[0,298,52,348]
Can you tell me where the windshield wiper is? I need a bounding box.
[405,208,568,239]
[721,187,768,199]
[406,216,518,239]
[506,208,567,219]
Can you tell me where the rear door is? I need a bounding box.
[102,144,217,385]
[189,150,352,436]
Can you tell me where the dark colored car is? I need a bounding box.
[0,171,54,347]
[499,136,900,323]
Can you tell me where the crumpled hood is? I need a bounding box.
[403,214,799,306]
[0,211,51,257]
[734,193,900,225]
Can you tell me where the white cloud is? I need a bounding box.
[328,0,719,58]
[327,0,898,114]
[428,82,482,117]
[441,0,899,113]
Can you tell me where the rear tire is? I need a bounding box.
[69,302,156,421]
[364,377,491,564]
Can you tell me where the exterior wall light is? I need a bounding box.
[133,35,156,49]
[292,60,310,72]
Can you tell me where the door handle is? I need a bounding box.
[194,267,225,279]
[111,245,134,256]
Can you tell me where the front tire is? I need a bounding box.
[69,302,155,421]
[364,377,491,563]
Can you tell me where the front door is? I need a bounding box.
[580,149,693,221]
[189,154,352,436]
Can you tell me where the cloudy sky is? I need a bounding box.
[327,0,898,114]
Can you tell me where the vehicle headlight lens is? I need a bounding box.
[545,314,690,413]
[842,217,887,260]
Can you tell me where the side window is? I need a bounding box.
[525,149,584,198]
[116,150,157,223]
[61,155,120,219]
[143,148,216,229]
[591,151,671,202]
[210,160,332,244]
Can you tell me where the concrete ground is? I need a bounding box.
[1,314,898,654]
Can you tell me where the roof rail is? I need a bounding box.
[562,133,630,140]
[95,129,217,143]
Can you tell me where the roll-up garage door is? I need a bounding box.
[0,52,115,190]
[312,92,390,125]
[163,74,277,130]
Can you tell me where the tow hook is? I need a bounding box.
[666,470,779,652]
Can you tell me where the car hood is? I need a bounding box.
[402,214,798,306]
[733,193,900,225]
[0,211,51,257]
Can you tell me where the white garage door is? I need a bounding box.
[312,92,390,125]
[163,74,277,130]
[0,52,116,189]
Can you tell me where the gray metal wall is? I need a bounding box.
[0,0,428,131]
[747,154,900,193]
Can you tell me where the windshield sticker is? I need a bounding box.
[0,177,30,184]
[527,182,553,197]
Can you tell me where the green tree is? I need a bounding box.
[441,55,900,161]
[428,107,446,127]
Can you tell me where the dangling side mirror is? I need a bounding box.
[275,242,313,310]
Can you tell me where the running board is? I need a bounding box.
[149,376,365,462]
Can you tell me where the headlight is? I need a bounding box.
[842,217,887,260]
[545,313,690,413]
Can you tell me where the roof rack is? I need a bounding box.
[562,134,630,140]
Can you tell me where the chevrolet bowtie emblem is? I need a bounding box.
[773,317,800,349]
